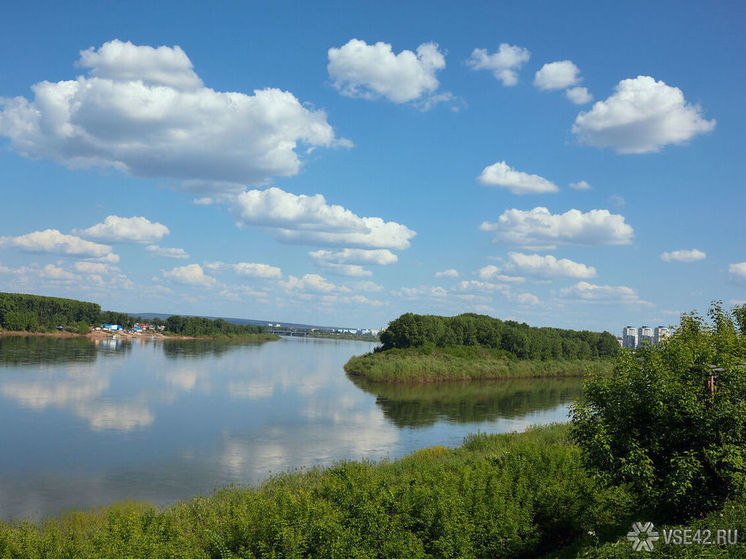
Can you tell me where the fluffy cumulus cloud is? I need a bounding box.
[466,44,530,86]
[434,269,459,278]
[477,161,559,194]
[561,281,651,305]
[0,229,114,259]
[569,180,591,190]
[280,273,341,293]
[162,264,215,287]
[565,86,593,105]
[233,187,416,250]
[476,265,525,283]
[506,252,596,279]
[572,76,716,154]
[480,207,634,249]
[309,248,398,266]
[327,39,447,106]
[0,40,345,191]
[233,262,283,278]
[146,245,189,259]
[730,262,746,280]
[534,60,581,90]
[77,215,169,243]
[660,249,706,263]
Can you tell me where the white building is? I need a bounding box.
[638,326,654,346]
[622,326,638,349]
[654,326,671,345]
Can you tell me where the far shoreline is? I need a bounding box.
[0,329,280,343]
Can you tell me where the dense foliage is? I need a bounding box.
[0,425,631,559]
[380,313,619,360]
[572,302,746,520]
[164,315,267,338]
[0,292,100,332]
[0,292,273,339]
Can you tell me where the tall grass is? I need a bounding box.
[0,425,630,559]
[344,346,615,383]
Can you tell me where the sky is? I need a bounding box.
[0,0,744,332]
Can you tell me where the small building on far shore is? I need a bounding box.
[102,324,121,332]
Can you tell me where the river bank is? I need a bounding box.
[1,422,738,558]
[344,346,615,383]
[0,329,280,343]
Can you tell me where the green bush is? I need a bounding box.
[0,425,628,559]
[572,302,746,520]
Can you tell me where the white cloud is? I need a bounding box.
[349,280,384,292]
[569,180,591,190]
[476,265,525,283]
[233,187,416,250]
[318,264,372,277]
[393,286,448,298]
[480,207,634,249]
[78,39,203,89]
[609,194,626,207]
[162,264,215,287]
[309,248,397,266]
[74,261,115,274]
[561,281,651,305]
[506,252,596,279]
[328,39,447,106]
[477,161,559,194]
[0,40,345,190]
[457,280,510,293]
[729,262,746,280]
[565,86,593,104]
[434,269,459,278]
[515,292,540,305]
[280,273,340,293]
[0,229,114,259]
[660,249,706,263]
[534,60,581,90]
[572,76,715,154]
[146,245,189,259]
[39,264,78,281]
[78,215,169,243]
[233,262,283,278]
[466,44,530,86]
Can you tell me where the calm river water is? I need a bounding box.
[0,335,582,520]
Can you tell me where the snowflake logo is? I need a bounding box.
[627,521,660,552]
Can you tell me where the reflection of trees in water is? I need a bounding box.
[348,376,583,428]
[0,337,97,367]
[160,339,263,359]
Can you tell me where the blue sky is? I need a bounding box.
[0,0,744,331]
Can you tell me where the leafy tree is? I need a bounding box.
[571,301,746,519]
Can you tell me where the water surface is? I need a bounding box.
[0,336,582,520]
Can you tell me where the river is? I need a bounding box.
[0,335,582,520]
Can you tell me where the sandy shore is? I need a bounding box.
[1,329,279,342]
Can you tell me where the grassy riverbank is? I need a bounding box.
[0,424,622,558]
[1,424,743,558]
[344,345,615,383]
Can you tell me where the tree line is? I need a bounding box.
[0,292,267,337]
[379,312,620,360]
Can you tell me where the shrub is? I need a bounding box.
[571,302,746,520]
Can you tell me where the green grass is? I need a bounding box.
[344,346,615,383]
[0,424,631,559]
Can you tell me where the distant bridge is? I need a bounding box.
[269,329,311,336]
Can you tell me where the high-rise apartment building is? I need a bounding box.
[638,326,654,346]
[654,326,670,345]
[622,326,638,349]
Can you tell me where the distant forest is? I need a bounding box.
[0,292,267,337]
[379,313,619,360]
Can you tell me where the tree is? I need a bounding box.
[571,302,746,520]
